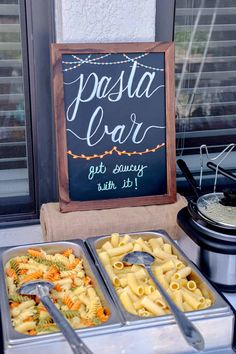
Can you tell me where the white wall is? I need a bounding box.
[0,1,156,248]
[55,0,156,43]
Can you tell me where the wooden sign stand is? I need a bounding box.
[51,42,176,212]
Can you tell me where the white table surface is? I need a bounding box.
[0,224,235,354]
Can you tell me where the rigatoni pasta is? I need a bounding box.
[5,248,110,336]
[97,233,213,317]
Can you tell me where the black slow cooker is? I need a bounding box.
[177,207,236,293]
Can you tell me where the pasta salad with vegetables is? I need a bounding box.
[5,248,110,335]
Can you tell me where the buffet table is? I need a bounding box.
[0,228,235,354]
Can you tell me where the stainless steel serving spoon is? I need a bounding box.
[18,280,93,354]
[122,251,205,352]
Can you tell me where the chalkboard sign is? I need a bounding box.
[51,43,176,212]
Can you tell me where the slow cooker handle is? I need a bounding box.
[177,159,201,199]
[221,189,236,207]
[206,162,236,182]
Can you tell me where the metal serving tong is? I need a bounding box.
[199,143,236,193]
[206,161,236,183]
[122,251,205,352]
[18,280,93,354]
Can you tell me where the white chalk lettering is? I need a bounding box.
[112,164,148,178]
[122,178,133,189]
[66,61,164,121]
[65,58,165,147]
[67,110,164,147]
[88,162,106,180]
[98,181,117,191]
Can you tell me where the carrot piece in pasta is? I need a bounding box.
[96,307,110,322]
[67,275,77,288]
[62,248,73,257]
[80,318,94,327]
[96,308,104,317]
[54,284,62,292]
[17,258,28,264]
[27,249,44,258]
[63,295,74,309]
[40,322,55,328]
[52,265,59,273]
[44,273,60,281]
[67,263,75,270]
[67,258,81,269]
[54,274,60,281]
[10,302,19,308]
[38,305,47,312]
[43,265,60,279]
[67,274,76,280]
[23,316,34,322]
[29,329,36,336]
[66,263,73,270]
[34,296,40,304]
[21,271,43,283]
[100,314,109,322]
[71,300,81,310]
[19,269,28,275]
[84,276,92,285]
[6,268,17,280]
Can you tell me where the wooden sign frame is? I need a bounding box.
[51,42,176,212]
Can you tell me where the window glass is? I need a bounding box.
[0,0,34,216]
[175,0,236,164]
[0,0,58,222]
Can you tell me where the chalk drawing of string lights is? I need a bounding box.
[67,143,165,161]
[62,53,164,72]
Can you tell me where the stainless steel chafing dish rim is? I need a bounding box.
[5,310,235,353]
[0,240,123,346]
[7,323,125,346]
[86,230,231,324]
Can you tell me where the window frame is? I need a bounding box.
[156,0,236,196]
[172,0,236,197]
[155,0,176,42]
[0,0,57,227]
[1,0,235,227]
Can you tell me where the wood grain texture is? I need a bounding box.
[51,42,176,212]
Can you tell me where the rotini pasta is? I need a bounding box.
[5,248,110,335]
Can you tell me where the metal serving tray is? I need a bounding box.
[86,230,235,352]
[0,235,234,354]
[0,240,122,353]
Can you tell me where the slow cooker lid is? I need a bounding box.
[177,207,236,254]
[197,193,236,228]
[188,200,236,233]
